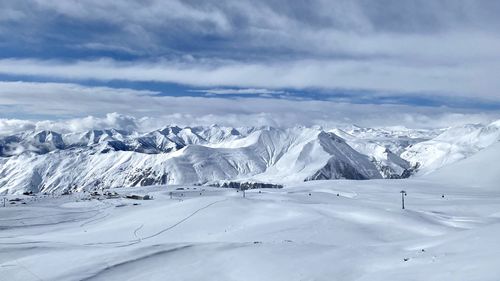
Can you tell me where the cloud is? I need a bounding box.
[1,111,497,137]
[3,1,500,59]
[1,1,499,101]
[1,58,499,100]
[0,119,36,135]
[0,81,498,134]
[0,113,137,136]
[65,113,139,132]
[1,1,499,126]
[190,88,286,96]
[0,81,160,117]
[32,0,232,32]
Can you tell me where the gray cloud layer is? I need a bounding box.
[1,0,499,133]
[1,1,499,99]
[4,0,499,55]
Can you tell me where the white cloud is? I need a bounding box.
[0,113,136,135]
[0,81,498,135]
[0,81,160,116]
[65,113,139,132]
[190,88,286,96]
[1,58,499,99]
[1,110,497,137]
[0,119,36,135]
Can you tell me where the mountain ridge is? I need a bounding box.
[1,121,498,194]
[0,126,413,194]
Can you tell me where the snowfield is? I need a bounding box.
[1,122,500,280]
[1,141,500,280]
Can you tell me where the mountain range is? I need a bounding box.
[1,121,499,194]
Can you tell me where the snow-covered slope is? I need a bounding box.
[331,128,416,178]
[339,125,440,155]
[424,141,500,189]
[401,120,500,175]
[250,129,382,182]
[0,126,397,194]
[2,177,500,280]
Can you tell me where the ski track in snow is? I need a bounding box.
[82,198,228,248]
[140,199,228,240]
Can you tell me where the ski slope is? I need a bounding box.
[1,173,500,280]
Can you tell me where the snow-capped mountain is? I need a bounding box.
[401,120,500,175]
[1,121,498,194]
[0,125,415,194]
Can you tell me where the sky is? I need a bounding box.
[0,0,499,132]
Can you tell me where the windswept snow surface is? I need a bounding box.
[1,170,500,281]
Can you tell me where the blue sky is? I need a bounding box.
[0,0,499,130]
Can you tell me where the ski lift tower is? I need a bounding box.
[400,190,407,209]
